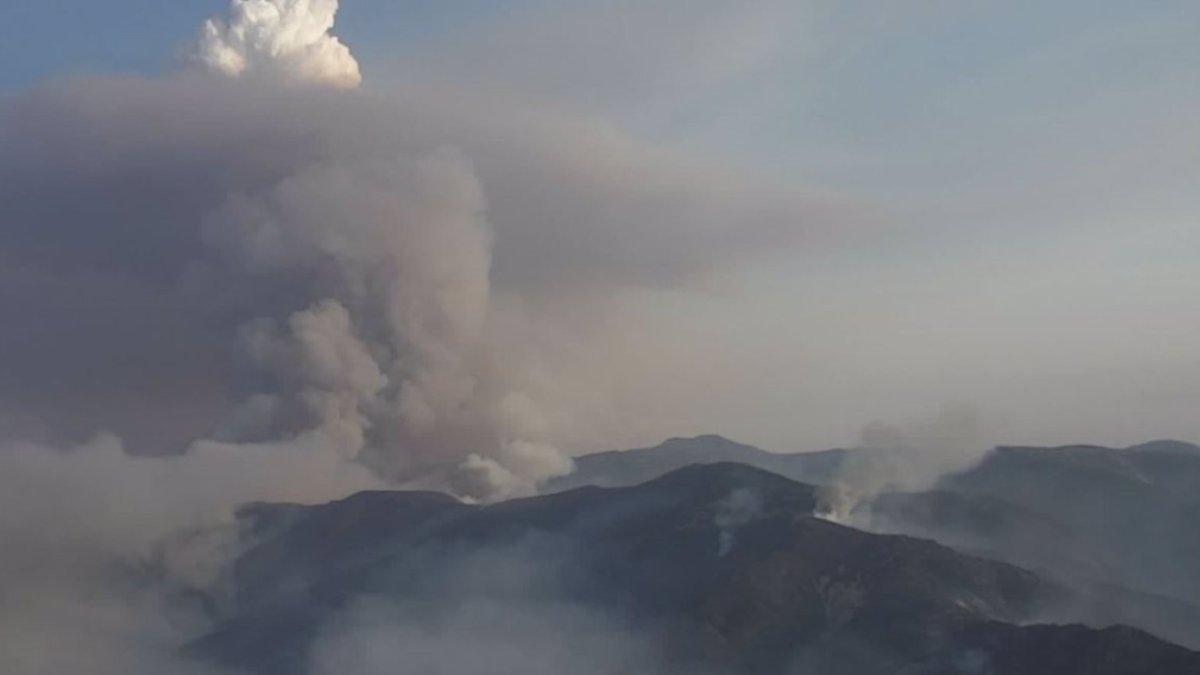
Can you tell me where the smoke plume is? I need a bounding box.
[0,79,828,501]
[816,405,989,523]
[0,0,836,502]
[0,1,846,667]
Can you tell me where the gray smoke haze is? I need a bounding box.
[311,597,656,675]
[0,430,380,675]
[307,546,673,675]
[0,73,836,499]
[0,2,843,672]
[8,2,1200,674]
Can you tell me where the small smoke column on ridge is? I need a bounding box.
[714,488,763,556]
[816,405,988,523]
[198,0,362,88]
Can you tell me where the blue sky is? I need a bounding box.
[0,1,528,88]
[4,1,1195,176]
[2,0,1198,450]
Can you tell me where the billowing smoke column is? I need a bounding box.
[198,0,362,88]
[193,2,569,499]
[0,0,824,502]
[0,2,830,671]
[204,150,523,486]
[0,2,576,665]
[204,146,574,497]
[0,0,572,503]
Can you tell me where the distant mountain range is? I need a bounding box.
[545,434,1200,494]
[549,435,1200,648]
[189,436,1200,674]
[543,434,853,492]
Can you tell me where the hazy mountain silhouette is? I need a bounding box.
[191,462,1200,674]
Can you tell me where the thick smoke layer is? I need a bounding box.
[0,3,834,671]
[0,72,829,500]
[0,0,835,502]
[200,147,531,488]
[1,75,563,500]
[198,0,362,87]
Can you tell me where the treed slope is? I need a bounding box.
[191,463,1200,675]
[939,444,1200,606]
[551,435,1200,636]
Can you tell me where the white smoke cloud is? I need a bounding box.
[198,0,362,88]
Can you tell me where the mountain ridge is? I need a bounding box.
[192,460,1200,675]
